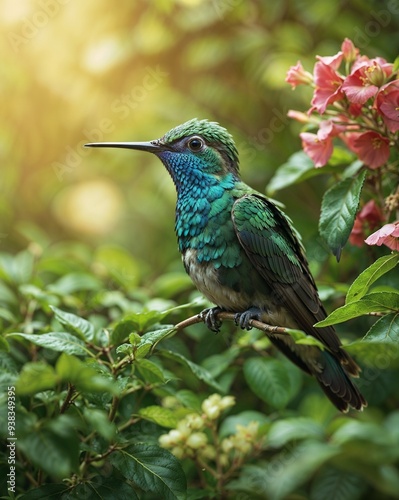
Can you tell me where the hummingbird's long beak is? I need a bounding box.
[84,141,163,153]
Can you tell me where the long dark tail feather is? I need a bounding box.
[317,351,367,413]
[269,336,367,412]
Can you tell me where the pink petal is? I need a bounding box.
[351,131,390,169]
[300,132,333,167]
[365,223,399,250]
[316,51,343,70]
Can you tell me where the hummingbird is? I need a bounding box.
[85,118,366,412]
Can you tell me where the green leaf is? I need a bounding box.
[363,312,399,344]
[56,353,118,394]
[20,476,140,500]
[228,440,339,500]
[0,250,34,284]
[140,326,177,349]
[47,272,102,295]
[75,475,140,500]
[285,328,325,349]
[83,408,116,441]
[267,417,325,448]
[266,151,330,194]
[332,420,393,448]
[112,317,138,344]
[19,484,71,500]
[17,415,80,479]
[95,244,141,290]
[116,343,133,355]
[175,389,202,412]
[110,444,187,499]
[136,358,166,384]
[8,331,91,356]
[19,284,59,309]
[50,306,95,341]
[139,405,180,428]
[201,347,240,378]
[345,339,399,370]
[159,349,223,392]
[135,341,152,359]
[315,292,399,327]
[311,467,366,500]
[319,171,366,260]
[346,254,399,303]
[16,361,58,395]
[243,358,293,409]
[151,272,194,298]
[111,311,169,335]
[0,334,10,352]
[341,158,364,177]
[0,280,18,305]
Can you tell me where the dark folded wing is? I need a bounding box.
[232,194,354,367]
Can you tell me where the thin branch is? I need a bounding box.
[174,311,288,336]
[59,383,76,414]
[110,311,288,376]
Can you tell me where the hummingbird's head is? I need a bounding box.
[85,119,240,187]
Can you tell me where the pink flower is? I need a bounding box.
[316,51,343,71]
[285,61,313,89]
[341,38,358,63]
[350,218,366,247]
[342,67,378,104]
[342,59,393,104]
[287,110,312,123]
[375,80,399,132]
[300,132,333,168]
[349,200,384,247]
[365,222,399,251]
[311,61,344,113]
[299,120,342,167]
[349,131,390,169]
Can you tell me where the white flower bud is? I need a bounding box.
[186,432,208,449]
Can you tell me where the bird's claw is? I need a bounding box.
[199,307,223,333]
[234,307,262,330]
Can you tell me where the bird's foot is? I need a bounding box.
[234,307,263,330]
[199,307,224,333]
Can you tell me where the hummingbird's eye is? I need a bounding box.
[187,137,205,152]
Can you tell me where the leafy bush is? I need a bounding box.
[0,238,398,499]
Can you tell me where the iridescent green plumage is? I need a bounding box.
[86,118,366,412]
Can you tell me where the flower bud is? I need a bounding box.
[202,394,222,419]
[177,420,191,439]
[185,413,204,430]
[219,454,230,467]
[159,434,173,448]
[200,444,217,460]
[168,429,183,444]
[219,396,235,410]
[171,446,185,459]
[286,61,313,89]
[186,432,208,449]
[366,63,385,87]
[235,440,252,454]
[221,437,234,453]
[203,404,220,420]
[162,396,178,409]
[341,38,358,63]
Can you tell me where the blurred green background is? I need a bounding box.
[2,0,398,279]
